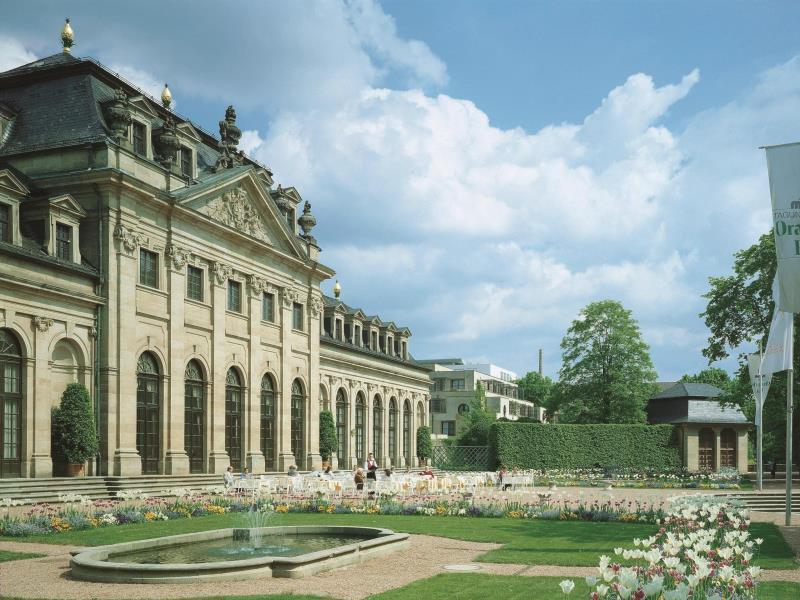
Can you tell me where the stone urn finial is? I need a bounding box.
[298,201,317,242]
[104,88,132,142]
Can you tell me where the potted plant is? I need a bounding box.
[52,383,98,477]
[318,409,338,467]
[416,425,432,467]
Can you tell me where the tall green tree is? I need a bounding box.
[553,300,658,423]
[318,410,338,462]
[700,232,798,463]
[516,371,554,412]
[679,367,734,393]
[456,381,495,446]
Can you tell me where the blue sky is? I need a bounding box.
[3,1,800,381]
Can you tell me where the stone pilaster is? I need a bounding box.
[29,317,53,477]
[208,261,231,473]
[306,292,323,470]
[245,276,266,473]
[737,428,749,474]
[164,245,190,474]
[112,223,143,476]
[713,427,722,472]
[277,286,297,470]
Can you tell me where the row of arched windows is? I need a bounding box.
[332,388,421,465]
[135,351,305,474]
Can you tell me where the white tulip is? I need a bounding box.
[559,580,575,595]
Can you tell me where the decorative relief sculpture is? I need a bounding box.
[113,223,144,255]
[212,261,232,285]
[33,316,53,333]
[309,294,324,318]
[248,275,271,296]
[200,186,270,243]
[165,244,189,270]
[280,287,299,309]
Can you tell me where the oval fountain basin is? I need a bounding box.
[70,525,409,583]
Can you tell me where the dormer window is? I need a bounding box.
[0,203,9,243]
[180,146,193,178]
[132,121,147,156]
[55,222,72,261]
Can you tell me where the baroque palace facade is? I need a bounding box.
[0,35,430,479]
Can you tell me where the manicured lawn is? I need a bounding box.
[0,550,45,563]
[1,513,795,569]
[372,574,800,600]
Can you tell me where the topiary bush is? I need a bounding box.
[52,383,98,465]
[318,410,338,462]
[490,422,681,470]
[416,425,432,465]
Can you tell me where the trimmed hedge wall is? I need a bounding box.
[489,423,681,470]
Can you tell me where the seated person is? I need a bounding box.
[354,467,366,490]
[223,465,235,488]
[287,464,298,477]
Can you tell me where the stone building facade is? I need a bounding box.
[0,46,429,478]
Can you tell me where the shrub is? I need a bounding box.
[52,383,98,465]
[416,425,432,463]
[490,422,681,470]
[318,410,338,462]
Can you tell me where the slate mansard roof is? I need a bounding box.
[322,294,411,334]
[647,382,750,426]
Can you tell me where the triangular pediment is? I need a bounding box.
[128,96,159,118]
[0,169,30,198]
[49,194,87,218]
[176,121,202,143]
[177,171,304,259]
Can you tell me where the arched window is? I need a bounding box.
[136,352,161,474]
[388,398,398,467]
[184,360,205,474]
[355,392,366,464]
[402,400,411,463]
[372,395,383,460]
[225,368,243,470]
[699,428,715,472]
[261,374,276,470]
[720,428,737,469]
[291,379,305,465]
[0,329,23,478]
[336,389,348,465]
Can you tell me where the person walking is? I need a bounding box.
[365,452,379,482]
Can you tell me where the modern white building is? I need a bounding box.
[417,358,542,443]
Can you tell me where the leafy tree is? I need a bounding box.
[52,383,98,466]
[699,232,798,463]
[416,425,432,464]
[553,300,658,423]
[516,371,554,412]
[318,410,338,462]
[680,367,734,393]
[456,381,496,446]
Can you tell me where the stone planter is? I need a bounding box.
[65,463,85,477]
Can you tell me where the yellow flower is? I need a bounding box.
[144,511,157,521]
[326,505,336,513]
[276,504,289,513]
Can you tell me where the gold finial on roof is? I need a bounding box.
[61,18,74,53]
[161,83,173,108]
[333,280,342,299]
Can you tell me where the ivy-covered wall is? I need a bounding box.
[489,423,682,470]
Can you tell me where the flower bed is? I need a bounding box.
[531,467,742,490]
[0,488,667,537]
[558,495,764,599]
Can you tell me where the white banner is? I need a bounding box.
[764,143,800,313]
[763,309,794,375]
[748,353,772,426]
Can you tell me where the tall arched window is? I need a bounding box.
[402,400,411,464]
[184,360,205,474]
[721,428,737,469]
[355,392,366,464]
[225,368,243,470]
[291,379,305,465]
[699,428,715,472]
[261,374,276,470]
[0,329,23,478]
[372,395,383,460]
[335,389,348,465]
[136,352,161,474]
[388,398,398,467]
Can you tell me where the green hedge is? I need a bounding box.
[489,423,681,470]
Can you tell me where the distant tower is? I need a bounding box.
[538,348,543,376]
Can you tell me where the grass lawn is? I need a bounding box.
[1,513,795,568]
[0,550,45,563]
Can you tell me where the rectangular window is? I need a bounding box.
[139,249,158,288]
[451,379,465,391]
[371,331,378,350]
[132,122,147,156]
[431,398,447,413]
[180,146,192,177]
[335,319,342,341]
[362,329,369,347]
[292,302,304,331]
[0,203,9,243]
[186,265,203,301]
[433,379,445,392]
[55,222,72,260]
[227,280,241,312]
[262,292,274,322]
[441,421,456,436]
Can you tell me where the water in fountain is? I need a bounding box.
[245,496,274,547]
